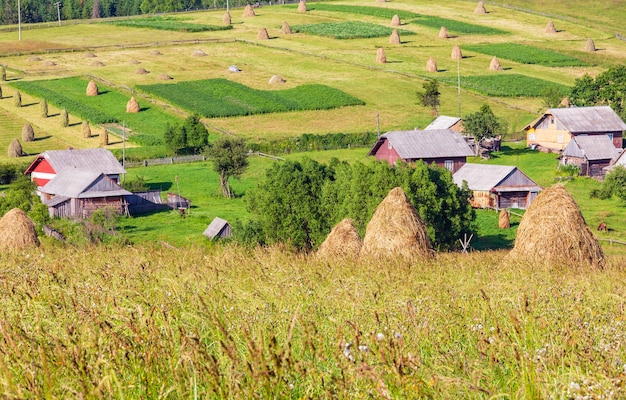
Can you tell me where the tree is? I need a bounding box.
[208,136,248,199]
[0,176,50,227]
[184,114,209,152]
[417,79,440,117]
[594,166,626,203]
[540,86,568,110]
[570,65,626,119]
[463,104,505,156]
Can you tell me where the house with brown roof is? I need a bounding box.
[525,106,626,151]
[367,129,474,173]
[560,135,622,178]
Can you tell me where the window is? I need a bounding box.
[608,133,614,142]
[557,134,564,143]
[529,133,536,141]
[445,160,454,172]
[387,140,392,149]
[550,117,555,125]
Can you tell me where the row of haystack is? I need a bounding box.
[86,80,140,113]
[318,184,606,269]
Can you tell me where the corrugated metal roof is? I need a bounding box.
[453,163,516,191]
[203,217,230,239]
[546,106,626,133]
[563,135,621,160]
[42,148,126,175]
[42,170,131,198]
[604,149,626,172]
[370,129,473,159]
[44,195,69,207]
[424,116,461,130]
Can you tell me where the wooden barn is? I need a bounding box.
[367,129,473,173]
[25,148,126,188]
[424,116,464,133]
[453,164,541,209]
[40,170,131,218]
[560,135,622,178]
[203,217,231,240]
[525,106,626,151]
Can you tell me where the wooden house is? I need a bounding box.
[424,116,464,133]
[525,106,626,151]
[203,217,231,240]
[367,129,473,173]
[25,148,126,188]
[560,135,622,178]
[40,170,131,218]
[604,148,626,174]
[452,164,541,209]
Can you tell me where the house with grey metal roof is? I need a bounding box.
[561,135,622,178]
[424,116,464,132]
[367,129,474,173]
[203,217,231,240]
[604,148,626,174]
[453,164,541,209]
[524,106,626,151]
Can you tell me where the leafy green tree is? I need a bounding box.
[0,176,50,227]
[417,79,441,117]
[208,136,249,199]
[163,123,186,154]
[463,104,505,156]
[570,65,626,119]
[184,114,209,152]
[594,166,626,203]
[540,86,568,110]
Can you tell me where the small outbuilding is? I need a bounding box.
[604,148,626,174]
[560,135,622,178]
[203,217,231,240]
[424,116,464,133]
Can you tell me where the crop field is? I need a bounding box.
[291,21,415,39]
[305,4,421,20]
[464,43,587,67]
[107,16,233,32]
[441,74,570,97]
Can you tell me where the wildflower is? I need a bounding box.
[358,344,369,352]
[376,333,385,341]
[343,342,354,362]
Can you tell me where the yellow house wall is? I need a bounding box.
[526,127,571,150]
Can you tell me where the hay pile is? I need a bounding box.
[126,97,140,113]
[474,1,486,14]
[376,47,386,63]
[192,50,206,57]
[85,52,97,58]
[86,80,98,96]
[376,0,386,3]
[100,127,109,146]
[135,67,149,74]
[223,11,231,25]
[82,121,91,138]
[360,187,432,260]
[7,139,22,158]
[389,29,401,44]
[560,97,570,107]
[426,56,437,72]
[281,21,292,34]
[297,0,306,12]
[150,50,162,55]
[545,20,557,33]
[317,218,362,260]
[390,14,400,27]
[257,28,269,40]
[228,65,241,72]
[28,56,41,62]
[451,44,463,60]
[506,184,605,268]
[498,209,510,229]
[585,38,596,52]
[243,4,255,17]
[43,60,56,66]
[268,75,285,84]
[22,123,35,142]
[439,26,449,39]
[0,208,39,250]
[158,73,173,80]
[489,56,502,71]
[91,61,104,67]
[128,59,141,65]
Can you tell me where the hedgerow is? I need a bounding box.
[291,21,415,39]
[464,43,586,66]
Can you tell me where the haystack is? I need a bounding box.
[451,44,463,60]
[439,26,449,39]
[150,50,162,55]
[126,97,140,113]
[82,121,91,138]
[100,127,109,146]
[7,139,22,158]
[390,14,401,27]
[22,124,34,142]
[426,56,438,72]
[91,61,104,66]
[544,20,557,33]
[86,80,99,96]
[498,209,510,229]
[376,47,387,63]
[42,60,56,66]
[489,56,502,71]
[85,52,97,58]
[281,21,292,34]
[317,218,362,260]
[585,38,596,52]
[128,59,141,64]
[268,75,285,84]
[257,28,269,40]
[389,29,401,44]
[0,208,39,249]
[135,67,149,74]
[223,11,231,25]
[560,97,570,107]
[297,0,306,12]
[243,4,255,17]
[158,73,173,80]
[28,56,41,62]
[376,0,386,3]
[360,187,433,260]
[192,50,206,57]
[474,1,486,14]
[506,184,605,268]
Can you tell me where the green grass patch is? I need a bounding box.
[441,74,570,97]
[307,4,420,20]
[464,43,587,66]
[412,15,508,35]
[108,16,232,32]
[10,77,182,145]
[137,78,365,118]
[291,21,415,39]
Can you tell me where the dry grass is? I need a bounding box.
[545,20,557,33]
[498,209,510,229]
[316,218,362,260]
[585,38,596,52]
[0,208,39,249]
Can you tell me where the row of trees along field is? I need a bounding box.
[236,158,475,251]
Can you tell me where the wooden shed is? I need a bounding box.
[561,135,622,178]
[203,217,231,240]
[604,148,626,174]
[424,116,464,133]
[453,163,541,209]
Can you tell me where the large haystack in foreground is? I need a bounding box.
[0,208,39,249]
[317,219,362,260]
[8,139,22,158]
[361,187,432,260]
[506,185,605,268]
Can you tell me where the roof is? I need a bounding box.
[525,106,626,133]
[25,148,126,175]
[453,163,541,192]
[368,129,473,159]
[563,135,621,161]
[203,217,230,239]
[424,116,461,130]
[604,149,626,173]
[41,170,131,198]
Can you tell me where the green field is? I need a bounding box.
[442,74,571,97]
[108,16,233,32]
[291,21,416,39]
[464,43,587,67]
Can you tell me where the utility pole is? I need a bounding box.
[17,0,21,40]
[54,2,61,26]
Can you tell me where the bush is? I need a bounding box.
[91,206,121,231]
[557,163,581,177]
